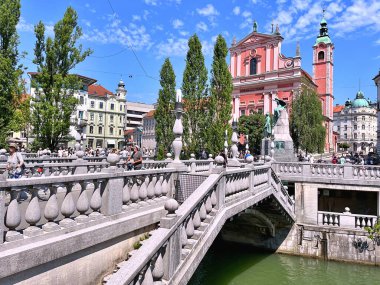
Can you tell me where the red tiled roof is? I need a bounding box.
[88,84,114,97]
[333,105,344,113]
[145,110,155,118]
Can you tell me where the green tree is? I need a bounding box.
[9,96,31,146]
[182,34,208,157]
[155,58,176,160]
[237,113,266,155]
[207,35,233,156]
[31,7,92,150]
[0,0,22,147]
[290,89,325,154]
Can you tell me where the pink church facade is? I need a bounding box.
[230,18,334,152]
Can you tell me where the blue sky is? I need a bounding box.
[18,0,380,105]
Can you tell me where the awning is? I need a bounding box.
[107,140,116,145]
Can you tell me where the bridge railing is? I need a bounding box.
[0,165,177,244]
[317,211,377,229]
[272,162,380,182]
[106,164,295,285]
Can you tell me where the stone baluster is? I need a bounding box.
[154,175,162,201]
[211,189,217,207]
[141,265,154,285]
[43,184,61,232]
[138,176,148,206]
[147,175,155,202]
[199,201,207,221]
[24,186,43,237]
[158,175,166,200]
[130,178,140,208]
[5,188,22,241]
[161,174,169,198]
[75,181,92,223]
[193,209,201,230]
[205,195,212,214]
[185,216,194,238]
[181,224,188,248]
[172,90,184,163]
[60,183,77,228]
[90,180,103,219]
[122,178,131,211]
[152,250,164,284]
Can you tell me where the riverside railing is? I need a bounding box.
[317,211,377,229]
[272,162,380,184]
[105,164,295,285]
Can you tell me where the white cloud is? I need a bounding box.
[156,25,164,31]
[157,38,188,57]
[82,19,91,27]
[172,19,184,29]
[82,15,152,51]
[179,30,189,36]
[132,15,141,21]
[242,11,252,18]
[376,39,380,45]
[197,4,219,17]
[233,6,240,16]
[17,17,34,33]
[196,22,208,32]
[144,0,158,6]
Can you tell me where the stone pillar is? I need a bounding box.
[101,153,123,216]
[263,93,269,114]
[0,190,4,243]
[236,52,241,77]
[377,192,380,217]
[295,183,318,225]
[265,45,270,72]
[234,96,240,118]
[172,90,184,164]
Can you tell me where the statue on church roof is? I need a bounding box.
[253,20,258,32]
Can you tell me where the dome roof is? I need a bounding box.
[352,91,369,108]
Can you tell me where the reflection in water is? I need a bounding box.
[189,238,380,285]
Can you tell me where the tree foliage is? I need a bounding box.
[0,0,22,147]
[9,96,31,143]
[31,7,92,150]
[237,113,266,155]
[181,34,208,156]
[207,35,233,156]
[155,58,176,160]
[290,89,325,154]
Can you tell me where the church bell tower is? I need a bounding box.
[312,11,334,151]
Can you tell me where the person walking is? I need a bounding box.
[131,145,143,170]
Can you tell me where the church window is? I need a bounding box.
[250,58,257,75]
[354,133,357,139]
[110,127,114,135]
[362,116,365,121]
[362,125,365,130]
[318,51,324,61]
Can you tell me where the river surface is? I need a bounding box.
[188,239,380,285]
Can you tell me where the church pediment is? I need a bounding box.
[232,32,283,50]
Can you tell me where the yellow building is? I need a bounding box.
[86,80,127,149]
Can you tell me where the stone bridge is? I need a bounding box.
[0,155,294,285]
[1,157,380,284]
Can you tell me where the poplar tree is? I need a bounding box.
[207,35,233,155]
[182,34,208,157]
[238,113,266,155]
[0,0,22,146]
[31,7,92,150]
[290,89,325,154]
[155,58,176,160]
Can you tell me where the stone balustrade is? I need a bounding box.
[317,211,377,229]
[272,162,380,186]
[105,165,295,285]
[183,159,214,173]
[0,167,176,244]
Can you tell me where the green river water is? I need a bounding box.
[188,239,380,285]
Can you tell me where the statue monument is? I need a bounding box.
[261,97,295,161]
